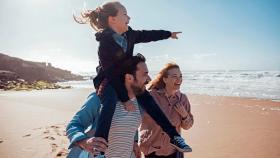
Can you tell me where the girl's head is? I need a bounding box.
[74,1,130,34]
[148,63,183,91]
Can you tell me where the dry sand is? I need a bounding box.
[186,95,280,158]
[0,88,279,158]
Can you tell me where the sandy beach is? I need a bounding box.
[0,88,279,158]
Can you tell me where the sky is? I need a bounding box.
[0,0,280,74]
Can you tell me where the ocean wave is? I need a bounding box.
[66,70,280,100]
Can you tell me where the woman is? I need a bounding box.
[139,63,194,158]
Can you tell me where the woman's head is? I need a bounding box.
[148,63,182,91]
[74,1,130,34]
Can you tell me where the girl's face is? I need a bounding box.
[111,4,130,34]
[163,68,183,91]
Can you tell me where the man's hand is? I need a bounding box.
[76,137,108,156]
[123,100,136,111]
[133,142,141,158]
[170,32,182,39]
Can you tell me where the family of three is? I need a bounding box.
[66,1,193,158]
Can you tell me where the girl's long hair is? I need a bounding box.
[73,1,121,31]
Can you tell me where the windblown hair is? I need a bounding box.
[147,63,180,90]
[73,1,122,31]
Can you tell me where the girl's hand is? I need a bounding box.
[170,32,182,39]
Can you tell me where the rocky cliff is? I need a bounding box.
[0,53,83,83]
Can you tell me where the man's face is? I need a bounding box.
[130,62,150,95]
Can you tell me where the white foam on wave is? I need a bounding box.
[182,70,280,100]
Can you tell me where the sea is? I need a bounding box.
[58,70,280,101]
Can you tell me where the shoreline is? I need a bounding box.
[1,87,280,104]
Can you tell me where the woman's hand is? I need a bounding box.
[170,32,182,39]
[174,102,188,118]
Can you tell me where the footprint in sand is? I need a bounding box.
[49,124,67,137]
[56,148,68,157]
[0,137,3,143]
[43,129,50,134]
[44,136,55,140]
[41,123,69,156]
[51,143,59,152]
[50,125,60,129]
[22,134,31,137]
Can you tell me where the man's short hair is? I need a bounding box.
[121,53,146,79]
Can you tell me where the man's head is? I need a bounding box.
[121,53,151,95]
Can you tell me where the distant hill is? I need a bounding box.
[0,53,83,82]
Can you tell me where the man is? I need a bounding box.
[66,54,148,158]
[103,54,149,158]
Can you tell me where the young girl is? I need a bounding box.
[74,1,192,155]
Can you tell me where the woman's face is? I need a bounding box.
[163,68,183,91]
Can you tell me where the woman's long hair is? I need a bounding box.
[147,63,180,90]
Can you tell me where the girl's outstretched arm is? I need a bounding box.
[129,27,182,44]
[129,28,171,44]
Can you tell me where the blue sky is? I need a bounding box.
[0,0,279,74]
